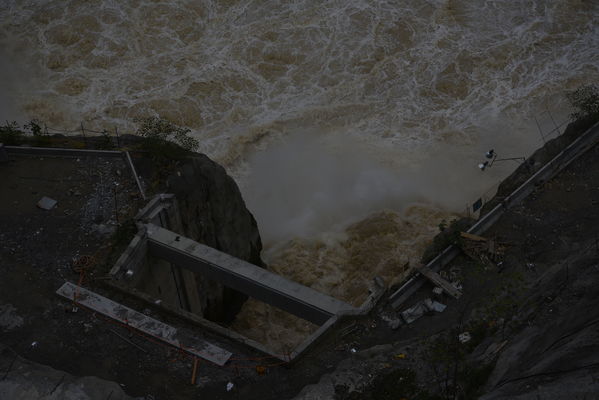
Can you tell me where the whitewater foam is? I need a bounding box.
[1,0,597,348]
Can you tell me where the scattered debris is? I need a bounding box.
[394,353,407,360]
[415,263,462,299]
[350,348,358,354]
[432,287,444,297]
[458,332,472,344]
[226,382,234,391]
[401,298,447,324]
[37,196,57,210]
[401,302,429,324]
[384,317,401,330]
[424,298,447,313]
[459,231,508,268]
[30,341,38,348]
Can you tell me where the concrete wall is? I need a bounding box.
[111,194,203,314]
[110,186,389,361]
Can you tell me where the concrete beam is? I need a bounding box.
[145,224,356,325]
[56,282,231,366]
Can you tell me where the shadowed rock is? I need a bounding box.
[166,154,265,322]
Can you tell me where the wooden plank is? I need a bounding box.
[415,265,462,299]
[56,282,231,366]
[460,232,487,242]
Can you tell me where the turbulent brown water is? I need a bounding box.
[1,0,598,351]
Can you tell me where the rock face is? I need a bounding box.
[166,154,264,322]
[0,345,134,400]
[480,244,599,399]
[477,121,599,399]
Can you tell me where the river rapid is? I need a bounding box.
[1,0,597,351]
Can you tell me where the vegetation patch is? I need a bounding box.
[134,116,199,159]
[0,121,24,145]
[421,218,475,264]
[567,84,599,122]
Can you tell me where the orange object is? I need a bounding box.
[191,358,199,385]
[256,365,267,375]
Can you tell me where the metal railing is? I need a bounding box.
[462,111,570,218]
[2,120,127,149]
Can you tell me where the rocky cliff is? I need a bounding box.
[0,345,134,400]
[165,154,265,322]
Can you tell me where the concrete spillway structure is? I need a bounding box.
[108,193,382,361]
[145,223,356,325]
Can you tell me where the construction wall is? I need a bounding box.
[112,194,203,315]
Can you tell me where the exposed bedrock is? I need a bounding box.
[166,154,265,323]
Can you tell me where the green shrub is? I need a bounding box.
[24,119,43,136]
[22,119,51,147]
[0,121,23,145]
[421,218,475,264]
[567,84,599,122]
[98,129,115,150]
[134,116,199,158]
